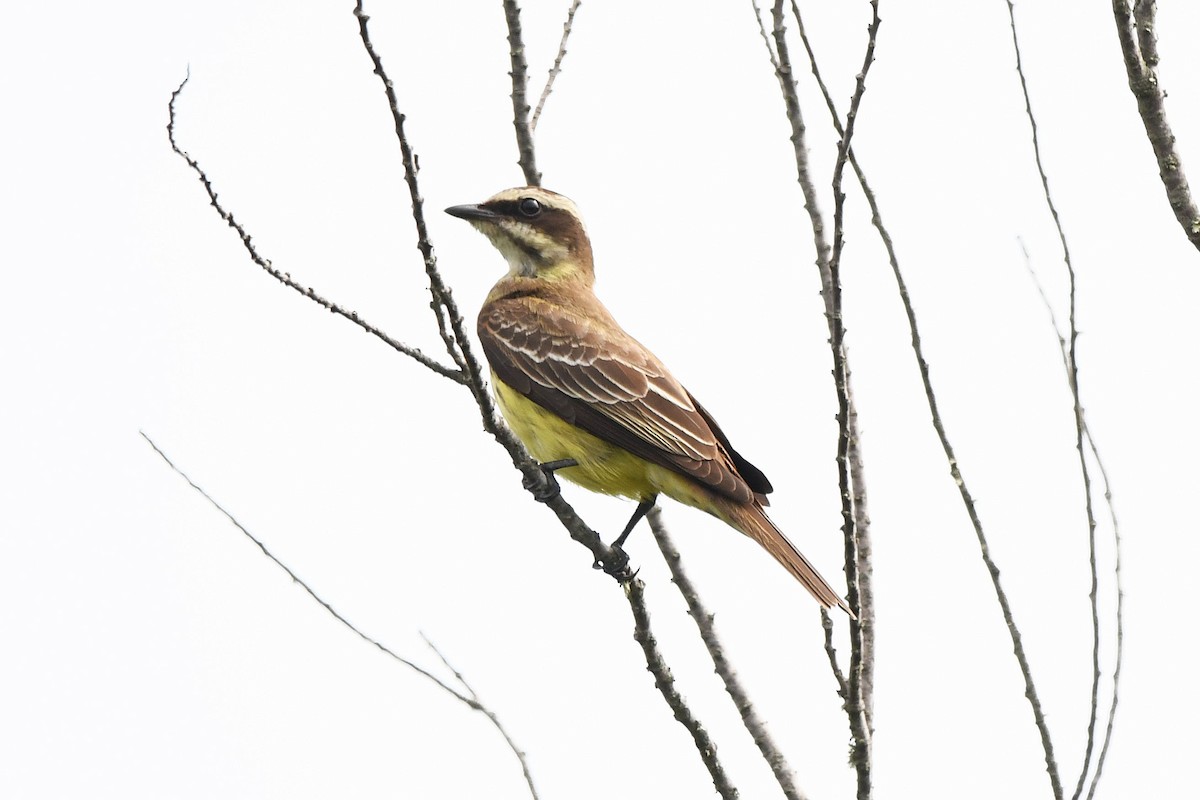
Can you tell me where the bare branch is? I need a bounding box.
[648,507,806,800]
[1004,7,1102,798]
[843,375,874,730]
[352,4,475,377]
[768,1,830,280]
[781,4,1065,796]
[819,610,849,701]
[786,3,885,724]
[140,432,539,796]
[531,0,582,132]
[420,633,541,800]
[824,7,880,791]
[875,182,1064,800]
[1019,245,1126,800]
[1082,432,1125,800]
[750,0,780,70]
[501,0,542,186]
[768,3,874,795]
[166,75,465,385]
[781,2,897,748]
[350,1,631,575]
[625,575,740,800]
[1112,0,1200,253]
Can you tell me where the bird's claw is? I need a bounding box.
[593,544,633,582]
[523,459,578,503]
[523,470,561,503]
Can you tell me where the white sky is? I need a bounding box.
[3,1,1198,798]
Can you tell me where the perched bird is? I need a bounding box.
[446,187,848,612]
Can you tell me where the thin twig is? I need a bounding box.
[501,0,542,186]
[530,0,582,132]
[1019,245,1126,800]
[166,75,465,385]
[784,13,884,723]
[767,3,873,796]
[824,1,880,792]
[648,507,805,800]
[758,0,879,738]
[819,610,849,701]
[1004,6,1101,798]
[1082,430,1125,800]
[1112,0,1200,252]
[351,1,629,574]
[874,168,1065,799]
[353,4,473,377]
[142,433,463,698]
[780,4,1064,795]
[625,576,740,800]
[141,432,539,797]
[751,0,780,70]
[768,1,830,281]
[420,633,540,800]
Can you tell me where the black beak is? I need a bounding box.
[445,203,497,222]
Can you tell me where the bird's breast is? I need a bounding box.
[491,372,657,501]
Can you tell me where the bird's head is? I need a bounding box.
[446,187,594,284]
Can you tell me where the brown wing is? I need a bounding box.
[479,294,771,504]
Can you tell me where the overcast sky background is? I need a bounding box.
[3,1,1199,798]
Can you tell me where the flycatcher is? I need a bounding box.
[446,187,848,612]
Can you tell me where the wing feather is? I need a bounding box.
[480,295,769,503]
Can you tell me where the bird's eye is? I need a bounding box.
[518,197,542,217]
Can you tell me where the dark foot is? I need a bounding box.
[589,498,656,581]
[593,543,633,581]
[522,458,578,503]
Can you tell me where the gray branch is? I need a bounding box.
[649,507,806,800]
[141,432,539,799]
[1005,5,1104,797]
[1019,243,1126,800]
[1112,0,1200,253]
[502,0,542,186]
[763,3,875,796]
[531,0,582,132]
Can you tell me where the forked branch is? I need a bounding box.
[778,3,1066,796]
[141,432,540,799]
[761,3,876,797]
[1005,5,1104,797]
[649,508,807,800]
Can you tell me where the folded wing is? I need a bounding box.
[479,295,772,504]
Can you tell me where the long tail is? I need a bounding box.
[718,499,853,616]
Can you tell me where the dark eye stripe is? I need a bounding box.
[481,200,525,218]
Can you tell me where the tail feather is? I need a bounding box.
[721,500,853,616]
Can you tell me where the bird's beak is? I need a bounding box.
[445,203,497,222]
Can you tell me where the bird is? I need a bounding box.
[446,186,848,612]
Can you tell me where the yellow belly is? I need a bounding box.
[492,373,719,513]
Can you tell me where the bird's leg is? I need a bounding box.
[613,497,656,549]
[523,458,578,503]
[593,497,655,580]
